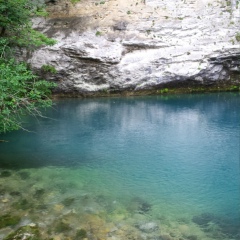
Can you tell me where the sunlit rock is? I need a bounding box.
[27,0,240,94]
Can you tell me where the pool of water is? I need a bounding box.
[0,93,239,240]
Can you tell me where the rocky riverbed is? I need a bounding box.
[0,168,239,240]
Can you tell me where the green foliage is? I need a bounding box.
[230,85,240,91]
[0,58,56,133]
[41,64,57,74]
[0,0,56,47]
[96,31,102,36]
[71,0,81,4]
[158,88,169,94]
[0,0,57,134]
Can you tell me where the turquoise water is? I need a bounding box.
[0,93,239,240]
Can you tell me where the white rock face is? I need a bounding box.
[29,0,240,93]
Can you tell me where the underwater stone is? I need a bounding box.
[138,201,152,214]
[76,228,87,239]
[130,197,152,214]
[3,225,41,240]
[136,222,159,233]
[54,220,72,233]
[0,214,21,229]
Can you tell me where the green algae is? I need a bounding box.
[76,229,87,239]
[12,198,35,210]
[3,225,42,240]
[54,220,72,233]
[0,214,21,228]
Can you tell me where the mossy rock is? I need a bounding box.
[76,229,87,239]
[12,198,35,210]
[0,214,21,229]
[3,225,42,240]
[54,220,72,233]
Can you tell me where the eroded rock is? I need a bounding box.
[28,0,240,94]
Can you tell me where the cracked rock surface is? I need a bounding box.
[29,0,240,94]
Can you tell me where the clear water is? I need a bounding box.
[0,93,239,240]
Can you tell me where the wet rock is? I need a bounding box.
[0,171,11,178]
[136,222,159,233]
[0,214,21,229]
[3,225,42,240]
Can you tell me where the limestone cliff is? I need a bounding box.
[29,0,240,95]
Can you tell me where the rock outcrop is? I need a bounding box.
[29,0,240,95]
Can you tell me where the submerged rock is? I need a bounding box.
[76,228,87,239]
[54,220,72,233]
[136,222,159,233]
[0,214,21,229]
[3,225,41,240]
[128,197,152,214]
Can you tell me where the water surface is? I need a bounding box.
[0,93,239,240]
